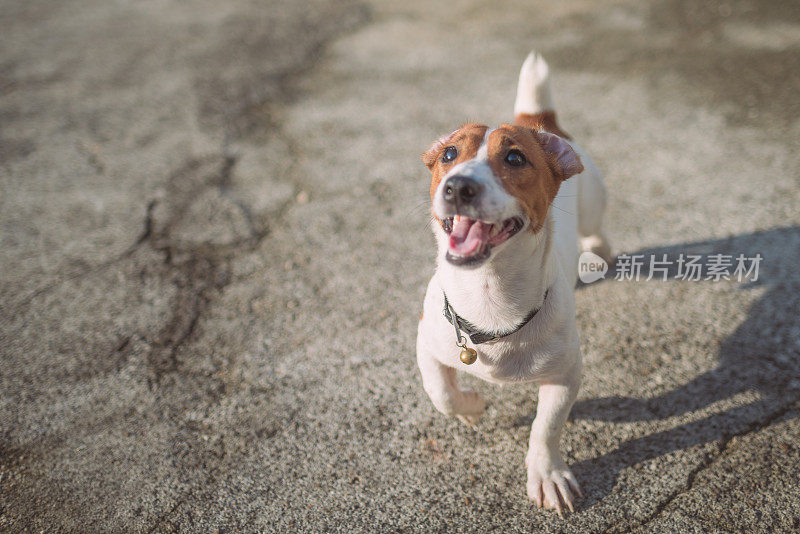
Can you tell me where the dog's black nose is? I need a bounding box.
[443,175,483,205]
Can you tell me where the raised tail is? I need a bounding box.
[514,51,553,115]
[513,51,570,139]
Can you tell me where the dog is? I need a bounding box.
[416,51,611,514]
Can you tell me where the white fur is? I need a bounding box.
[514,51,554,115]
[474,128,493,159]
[417,51,610,514]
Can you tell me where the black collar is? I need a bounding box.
[442,289,549,345]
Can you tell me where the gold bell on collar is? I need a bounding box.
[460,347,478,365]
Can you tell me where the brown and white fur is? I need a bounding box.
[416,52,611,514]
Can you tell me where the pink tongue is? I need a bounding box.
[449,219,492,256]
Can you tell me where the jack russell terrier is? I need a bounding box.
[416,51,611,514]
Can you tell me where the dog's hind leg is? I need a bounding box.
[576,156,612,263]
[417,348,485,428]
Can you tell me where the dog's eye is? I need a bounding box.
[505,149,526,167]
[441,146,458,163]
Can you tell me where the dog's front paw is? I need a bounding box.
[525,452,582,516]
[454,390,485,429]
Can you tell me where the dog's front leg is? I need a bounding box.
[417,348,485,428]
[526,361,583,515]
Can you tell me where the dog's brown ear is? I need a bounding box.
[421,143,440,169]
[422,129,458,169]
[536,131,583,180]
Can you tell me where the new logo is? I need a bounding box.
[578,251,608,284]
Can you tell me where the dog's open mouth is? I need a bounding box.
[442,215,524,266]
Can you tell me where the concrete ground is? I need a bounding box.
[2,0,799,531]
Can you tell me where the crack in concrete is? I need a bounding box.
[138,8,375,529]
[146,490,193,534]
[3,4,374,530]
[609,399,800,533]
[131,155,263,387]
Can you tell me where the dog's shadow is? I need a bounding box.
[569,225,800,508]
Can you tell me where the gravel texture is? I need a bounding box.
[1,0,799,532]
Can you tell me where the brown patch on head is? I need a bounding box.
[514,111,571,140]
[484,124,583,232]
[422,123,488,203]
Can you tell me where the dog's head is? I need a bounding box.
[423,123,583,268]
